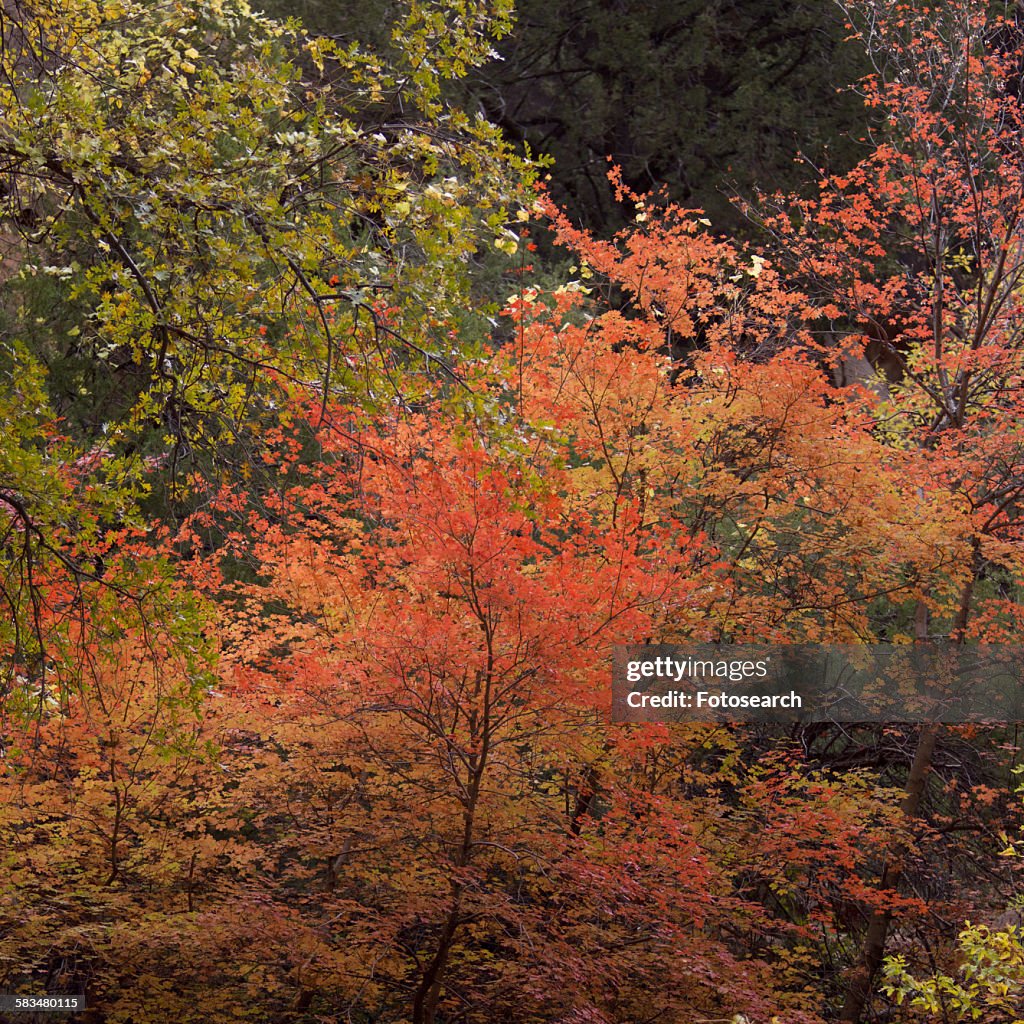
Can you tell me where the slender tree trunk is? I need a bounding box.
[411,650,492,1024]
[838,720,939,1021]
[411,889,463,1024]
[839,598,941,1022]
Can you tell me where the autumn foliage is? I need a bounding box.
[4,1,1024,1023]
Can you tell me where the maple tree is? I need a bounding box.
[511,188,970,648]
[178,385,937,1024]
[196,406,726,1023]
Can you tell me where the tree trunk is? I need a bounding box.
[839,595,943,1022]
[411,885,463,1024]
[838,719,939,1022]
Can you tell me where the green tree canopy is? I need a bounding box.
[0,0,529,459]
[0,0,531,700]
